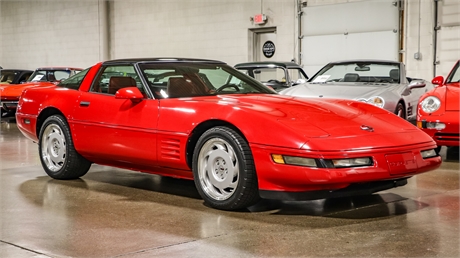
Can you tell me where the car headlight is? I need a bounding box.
[271,154,373,168]
[271,154,317,167]
[357,96,385,108]
[332,157,372,168]
[420,96,441,113]
[420,149,437,159]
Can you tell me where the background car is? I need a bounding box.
[0,67,82,116]
[0,69,33,85]
[16,58,441,211]
[417,60,459,153]
[235,61,309,91]
[279,60,434,121]
[0,69,34,116]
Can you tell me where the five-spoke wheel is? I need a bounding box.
[193,126,259,210]
[39,115,91,179]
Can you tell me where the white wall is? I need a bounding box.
[0,0,297,69]
[108,0,297,66]
[0,0,103,70]
[0,0,456,81]
[404,0,436,80]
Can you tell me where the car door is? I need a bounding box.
[71,64,159,169]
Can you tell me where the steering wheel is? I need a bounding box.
[216,84,240,92]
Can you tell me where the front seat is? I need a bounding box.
[167,77,196,98]
[389,69,400,83]
[108,76,136,94]
[343,73,360,82]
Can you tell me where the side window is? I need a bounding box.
[57,68,90,90]
[18,73,31,83]
[90,65,144,95]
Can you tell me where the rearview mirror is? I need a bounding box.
[355,66,370,72]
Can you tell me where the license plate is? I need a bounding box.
[386,152,417,175]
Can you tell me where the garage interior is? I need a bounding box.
[1,0,459,257]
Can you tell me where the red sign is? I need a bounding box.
[254,14,266,24]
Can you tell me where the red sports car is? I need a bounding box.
[417,60,460,153]
[1,67,82,115]
[16,58,441,210]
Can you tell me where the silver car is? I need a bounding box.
[280,60,433,121]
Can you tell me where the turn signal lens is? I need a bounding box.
[271,154,285,164]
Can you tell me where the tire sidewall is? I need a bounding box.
[192,127,255,210]
[38,115,71,178]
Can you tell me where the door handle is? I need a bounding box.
[79,101,90,107]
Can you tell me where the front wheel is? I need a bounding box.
[192,126,259,210]
[395,103,405,119]
[39,115,91,179]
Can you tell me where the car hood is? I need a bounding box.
[280,82,402,99]
[0,82,55,98]
[194,94,426,150]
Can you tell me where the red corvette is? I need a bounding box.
[16,58,441,210]
[417,60,460,153]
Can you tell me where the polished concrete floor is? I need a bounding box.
[0,116,459,258]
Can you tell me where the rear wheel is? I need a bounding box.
[39,115,91,179]
[395,103,405,119]
[192,126,259,210]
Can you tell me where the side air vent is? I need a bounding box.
[160,138,181,160]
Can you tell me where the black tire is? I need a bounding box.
[192,126,260,210]
[38,115,91,179]
[395,103,405,119]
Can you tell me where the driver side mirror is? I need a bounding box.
[115,87,144,103]
[408,80,426,89]
[431,76,444,87]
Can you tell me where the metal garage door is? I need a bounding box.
[300,0,400,76]
[434,0,460,76]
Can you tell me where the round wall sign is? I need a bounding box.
[262,41,275,58]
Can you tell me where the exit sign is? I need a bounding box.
[254,14,266,24]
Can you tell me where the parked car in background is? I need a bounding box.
[235,61,309,91]
[1,67,82,116]
[0,69,33,85]
[280,60,433,121]
[417,60,459,153]
[15,58,442,210]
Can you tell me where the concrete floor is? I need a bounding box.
[0,116,459,258]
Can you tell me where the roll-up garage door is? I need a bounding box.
[435,0,460,76]
[300,0,400,76]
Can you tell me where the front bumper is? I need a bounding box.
[0,100,19,112]
[417,111,460,147]
[251,142,441,194]
[260,178,408,201]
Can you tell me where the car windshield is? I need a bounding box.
[446,61,460,83]
[236,67,308,84]
[0,71,18,84]
[139,63,275,99]
[310,62,401,84]
[28,70,71,82]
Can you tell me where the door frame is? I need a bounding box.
[248,27,277,62]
